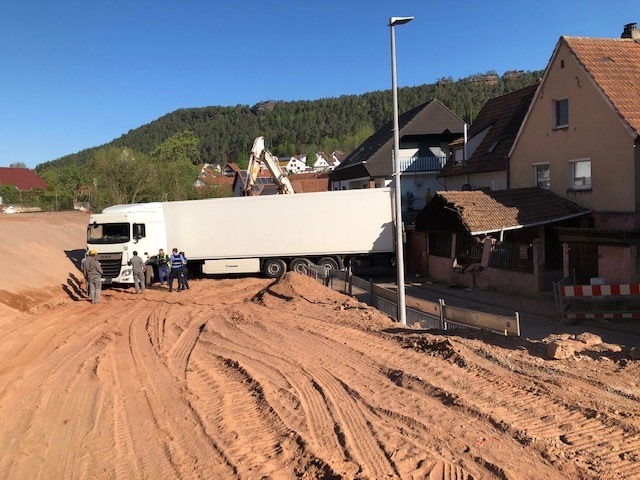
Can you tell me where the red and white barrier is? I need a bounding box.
[559,284,640,298]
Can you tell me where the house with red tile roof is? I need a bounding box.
[509,23,640,284]
[0,167,47,191]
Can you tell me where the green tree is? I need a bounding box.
[150,130,200,201]
[91,147,155,208]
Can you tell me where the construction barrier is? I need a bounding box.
[555,277,640,322]
[305,265,521,336]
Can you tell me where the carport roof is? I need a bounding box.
[415,187,591,235]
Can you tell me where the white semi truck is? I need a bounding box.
[86,188,395,284]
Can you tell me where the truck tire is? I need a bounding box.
[289,257,311,274]
[263,258,287,278]
[317,257,339,272]
[145,265,154,286]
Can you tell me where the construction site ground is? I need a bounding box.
[1,211,640,480]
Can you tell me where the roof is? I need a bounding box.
[562,36,640,135]
[288,172,329,193]
[0,167,47,190]
[331,99,465,181]
[439,84,538,177]
[415,187,591,235]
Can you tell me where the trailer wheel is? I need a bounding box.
[317,257,339,273]
[145,265,154,286]
[289,257,311,274]
[263,258,287,278]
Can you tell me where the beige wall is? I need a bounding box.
[442,171,507,191]
[510,42,637,213]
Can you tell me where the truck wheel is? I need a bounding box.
[263,258,287,278]
[145,265,154,286]
[289,258,311,274]
[317,257,339,272]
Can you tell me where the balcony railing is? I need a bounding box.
[398,155,447,173]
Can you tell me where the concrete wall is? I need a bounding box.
[598,245,637,284]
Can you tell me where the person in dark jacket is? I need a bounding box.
[86,249,103,304]
[179,251,190,290]
[157,248,170,286]
[168,248,186,292]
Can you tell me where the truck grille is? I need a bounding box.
[96,253,123,279]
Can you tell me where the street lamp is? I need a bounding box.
[389,15,413,325]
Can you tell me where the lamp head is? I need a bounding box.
[389,16,414,27]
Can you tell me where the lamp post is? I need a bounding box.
[389,15,413,325]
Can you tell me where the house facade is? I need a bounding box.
[509,27,640,284]
[439,83,538,192]
[281,156,307,174]
[329,99,465,215]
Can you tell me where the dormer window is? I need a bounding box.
[554,98,569,129]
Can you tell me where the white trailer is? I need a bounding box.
[86,188,395,283]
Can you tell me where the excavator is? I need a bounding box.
[243,136,295,195]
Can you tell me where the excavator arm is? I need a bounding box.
[243,136,295,195]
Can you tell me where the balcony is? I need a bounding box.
[398,155,447,173]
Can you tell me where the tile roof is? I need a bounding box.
[331,99,465,179]
[415,187,591,235]
[289,172,329,193]
[439,83,539,177]
[563,36,640,135]
[0,167,47,190]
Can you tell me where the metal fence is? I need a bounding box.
[398,155,447,173]
[488,241,534,273]
[302,264,520,335]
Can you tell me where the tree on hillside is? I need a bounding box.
[91,147,155,208]
[150,130,200,201]
[9,161,28,168]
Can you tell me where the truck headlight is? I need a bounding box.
[122,268,132,277]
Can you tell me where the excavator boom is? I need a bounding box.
[243,136,295,195]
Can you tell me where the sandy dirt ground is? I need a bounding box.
[1,211,640,479]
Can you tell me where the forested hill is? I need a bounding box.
[37,70,543,171]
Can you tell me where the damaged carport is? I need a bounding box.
[406,187,591,295]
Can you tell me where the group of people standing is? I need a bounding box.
[156,248,190,292]
[80,247,190,305]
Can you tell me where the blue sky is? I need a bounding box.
[0,1,637,168]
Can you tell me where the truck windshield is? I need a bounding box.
[87,223,131,244]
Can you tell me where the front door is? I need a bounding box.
[568,242,598,284]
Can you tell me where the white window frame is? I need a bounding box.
[569,158,591,190]
[554,98,569,129]
[532,163,550,189]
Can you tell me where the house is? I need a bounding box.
[0,167,47,191]
[310,153,335,172]
[329,99,465,213]
[509,23,640,284]
[412,188,590,294]
[281,156,307,174]
[288,172,330,193]
[438,83,539,191]
[193,163,234,197]
[331,151,346,168]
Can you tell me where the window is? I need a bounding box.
[554,98,569,128]
[570,159,591,190]
[533,163,550,189]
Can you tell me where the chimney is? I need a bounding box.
[621,23,640,41]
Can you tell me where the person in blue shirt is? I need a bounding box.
[168,248,186,292]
